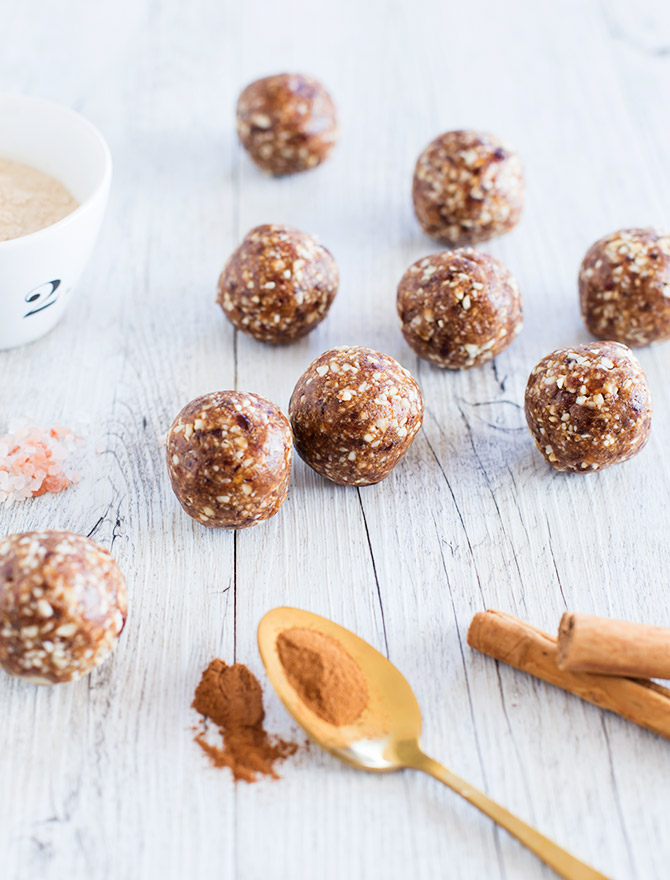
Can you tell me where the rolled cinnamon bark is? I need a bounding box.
[557,612,670,679]
[467,610,670,740]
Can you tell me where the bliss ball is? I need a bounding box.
[525,342,652,474]
[217,224,338,344]
[166,391,292,529]
[412,130,524,246]
[288,346,424,486]
[579,228,670,347]
[0,531,127,684]
[397,248,522,369]
[236,73,337,175]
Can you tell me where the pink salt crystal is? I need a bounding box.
[0,423,85,504]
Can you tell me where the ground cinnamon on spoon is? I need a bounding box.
[276,627,368,726]
[192,658,297,782]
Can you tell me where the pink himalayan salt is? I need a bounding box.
[0,425,85,504]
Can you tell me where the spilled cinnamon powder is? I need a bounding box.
[193,659,297,782]
[276,627,368,726]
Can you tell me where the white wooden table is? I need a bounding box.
[2,1,670,877]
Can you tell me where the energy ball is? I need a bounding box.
[0,530,127,684]
[217,224,338,344]
[525,342,652,474]
[236,73,337,175]
[579,228,670,347]
[166,391,292,529]
[289,346,424,486]
[397,248,522,369]
[412,130,524,246]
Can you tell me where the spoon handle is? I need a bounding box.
[410,750,611,880]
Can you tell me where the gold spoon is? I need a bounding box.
[258,607,611,880]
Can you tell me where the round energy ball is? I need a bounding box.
[397,248,522,369]
[289,346,424,486]
[0,531,127,684]
[524,342,652,473]
[217,224,338,344]
[236,73,337,175]
[412,130,524,245]
[166,391,292,529]
[579,228,670,347]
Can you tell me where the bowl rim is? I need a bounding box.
[0,93,112,252]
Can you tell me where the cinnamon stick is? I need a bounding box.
[467,610,670,740]
[557,612,670,679]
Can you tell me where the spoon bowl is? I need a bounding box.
[258,606,611,880]
[258,605,422,772]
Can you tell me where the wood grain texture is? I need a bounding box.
[1,0,670,878]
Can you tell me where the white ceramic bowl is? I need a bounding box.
[0,94,112,350]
